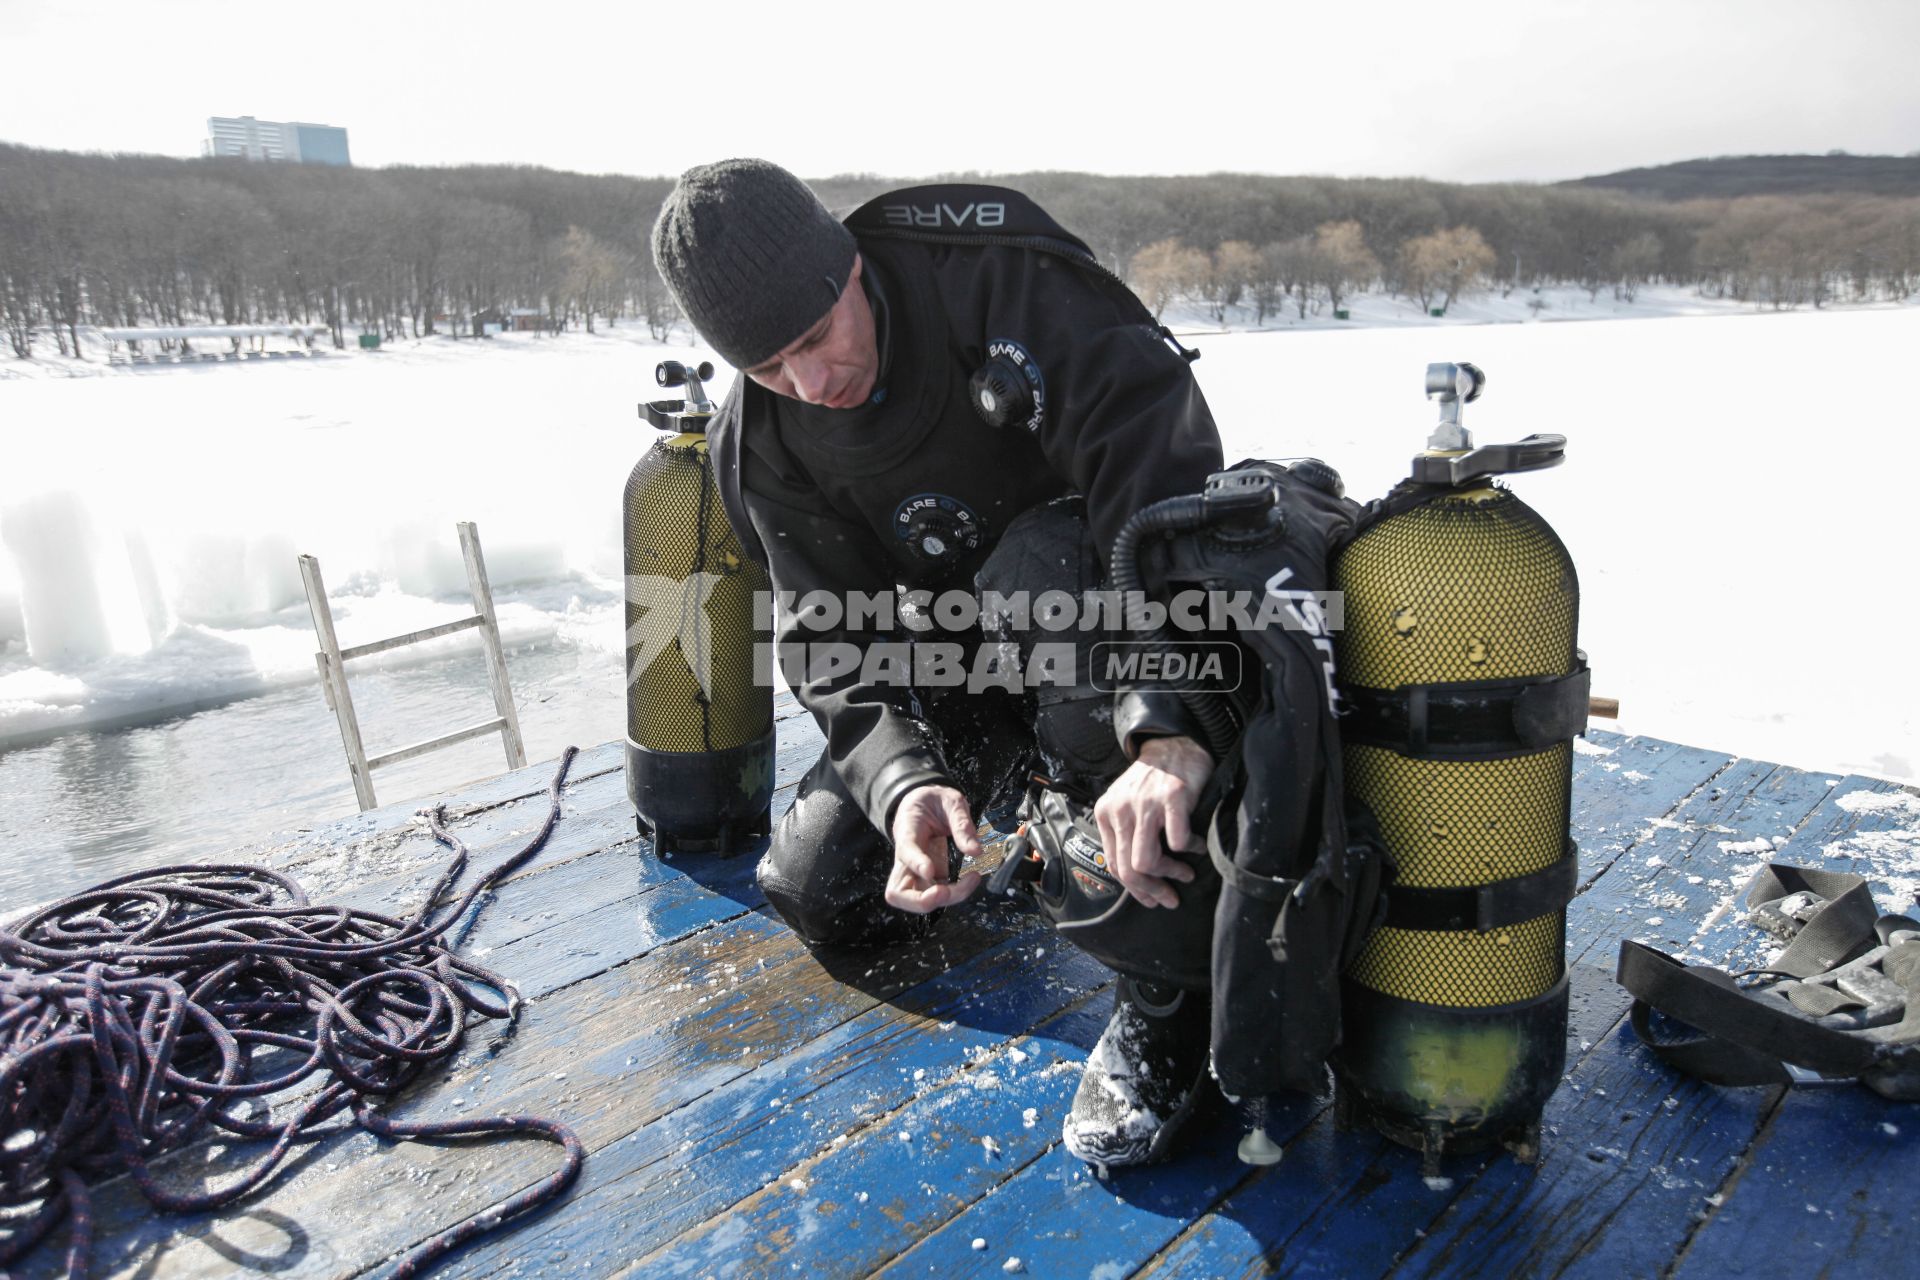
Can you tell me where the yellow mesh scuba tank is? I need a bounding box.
[1332,363,1589,1174]
[623,361,774,853]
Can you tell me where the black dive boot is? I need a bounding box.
[1063,978,1211,1169]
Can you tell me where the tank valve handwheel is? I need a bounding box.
[645,360,718,424]
[1425,361,1485,403]
[656,360,715,387]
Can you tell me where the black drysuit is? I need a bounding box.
[708,188,1224,943]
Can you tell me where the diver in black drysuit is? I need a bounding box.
[652,160,1226,1168]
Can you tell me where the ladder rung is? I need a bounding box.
[338,615,485,662]
[365,717,508,771]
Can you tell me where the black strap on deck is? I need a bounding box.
[1616,863,1920,1101]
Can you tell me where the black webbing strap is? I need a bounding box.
[1618,941,1881,1082]
[1615,863,1920,1100]
[1383,840,1579,933]
[1744,864,1882,977]
[1341,662,1591,760]
[1204,737,1303,903]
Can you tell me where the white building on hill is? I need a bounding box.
[204,116,351,166]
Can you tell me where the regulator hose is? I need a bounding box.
[1108,494,1243,759]
[0,747,586,1279]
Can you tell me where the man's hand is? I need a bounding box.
[886,784,986,913]
[1093,735,1215,909]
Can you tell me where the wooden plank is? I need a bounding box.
[871,1087,1272,1280]
[1666,1087,1915,1280]
[269,767,639,907]
[436,925,1111,1277]
[612,984,1117,1280]
[449,731,1734,1280]
[253,734,607,875]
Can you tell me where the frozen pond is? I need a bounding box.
[4,297,1917,907]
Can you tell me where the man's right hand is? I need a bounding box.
[885,784,985,914]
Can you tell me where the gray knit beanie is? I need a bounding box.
[651,159,857,371]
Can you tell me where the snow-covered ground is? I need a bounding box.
[2,283,1917,903]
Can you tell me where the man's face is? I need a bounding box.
[743,254,879,410]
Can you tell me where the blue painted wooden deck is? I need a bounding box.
[34,699,1919,1279]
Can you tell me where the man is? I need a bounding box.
[651,159,1225,1167]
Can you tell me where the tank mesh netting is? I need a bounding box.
[1336,489,1577,1008]
[1344,744,1571,1004]
[624,436,772,753]
[1347,915,1565,1007]
[1334,489,1577,689]
[1346,745,1571,888]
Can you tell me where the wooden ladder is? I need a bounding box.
[299,521,528,811]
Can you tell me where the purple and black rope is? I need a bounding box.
[0,746,586,1277]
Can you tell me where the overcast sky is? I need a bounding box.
[2,0,1916,183]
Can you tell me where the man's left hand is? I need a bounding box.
[1092,735,1215,910]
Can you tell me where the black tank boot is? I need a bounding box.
[1063,977,1212,1169]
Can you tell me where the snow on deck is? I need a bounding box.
[16,710,1917,1280]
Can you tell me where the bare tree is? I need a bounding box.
[560,226,628,333]
[1248,240,1294,323]
[1312,221,1379,315]
[1400,225,1497,312]
[638,265,680,341]
[1609,231,1663,302]
[1197,240,1261,323]
[1129,238,1208,321]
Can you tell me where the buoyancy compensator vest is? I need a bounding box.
[1170,463,1392,1101]
[1331,363,1588,1174]
[989,459,1389,1087]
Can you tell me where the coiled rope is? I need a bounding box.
[0,746,585,1278]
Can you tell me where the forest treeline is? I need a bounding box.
[4,143,1919,358]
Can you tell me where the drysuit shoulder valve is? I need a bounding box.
[969,350,1042,431]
